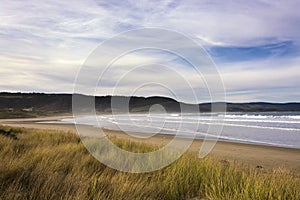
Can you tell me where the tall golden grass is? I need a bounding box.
[0,126,299,199]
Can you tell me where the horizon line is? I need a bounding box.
[1,91,299,104]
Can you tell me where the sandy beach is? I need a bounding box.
[1,116,300,174]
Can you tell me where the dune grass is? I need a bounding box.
[0,126,299,200]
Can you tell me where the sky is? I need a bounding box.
[1,0,300,103]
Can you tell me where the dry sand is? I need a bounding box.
[1,116,300,174]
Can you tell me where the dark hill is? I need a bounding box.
[0,92,300,118]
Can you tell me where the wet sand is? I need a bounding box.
[1,116,300,174]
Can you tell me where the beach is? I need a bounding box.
[1,116,299,174]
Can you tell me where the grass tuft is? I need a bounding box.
[0,126,299,199]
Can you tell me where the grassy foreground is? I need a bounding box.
[0,126,299,200]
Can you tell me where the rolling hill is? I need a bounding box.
[0,92,300,118]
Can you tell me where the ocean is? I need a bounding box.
[58,112,300,149]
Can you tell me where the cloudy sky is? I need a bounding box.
[1,0,300,102]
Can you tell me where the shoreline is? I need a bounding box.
[1,116,300,174]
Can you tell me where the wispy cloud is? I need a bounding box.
[0,0,300,102]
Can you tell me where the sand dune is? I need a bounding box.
[1,116,300,174]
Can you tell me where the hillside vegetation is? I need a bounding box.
[1,93,300,119]
[0,126,299,199]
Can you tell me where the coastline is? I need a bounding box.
[1,116,300,174]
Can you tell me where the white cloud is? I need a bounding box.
[219,56,300,102]
[0,0,300,102]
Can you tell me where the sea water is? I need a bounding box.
[60,112,300,149]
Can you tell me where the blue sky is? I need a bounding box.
[0,0,300,102]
